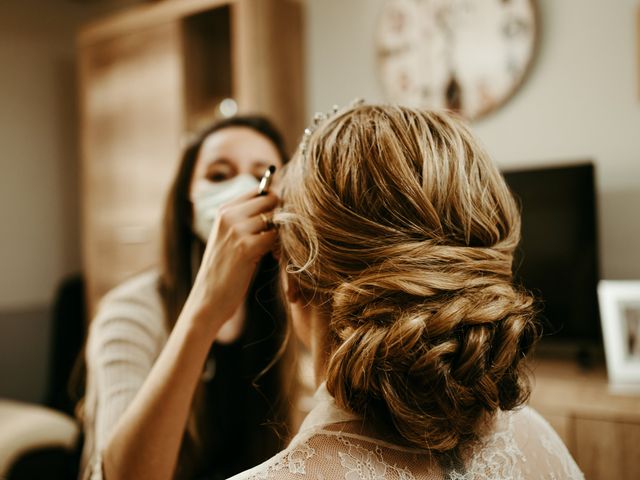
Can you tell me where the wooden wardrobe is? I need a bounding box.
[77,0,304,311]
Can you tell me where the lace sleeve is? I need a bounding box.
[510,407,584,480]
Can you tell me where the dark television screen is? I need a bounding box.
[502,163,601,345]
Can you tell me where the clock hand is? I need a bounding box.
[445,72,462,111]
[377,44,411,59]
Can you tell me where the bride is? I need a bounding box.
[228,103,584,479]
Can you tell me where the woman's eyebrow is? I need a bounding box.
[251,160,273,175]
[204,157,234,168]
[252,160,273,170]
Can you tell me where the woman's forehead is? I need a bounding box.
[196,127,281,170]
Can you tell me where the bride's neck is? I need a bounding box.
[308,307,331,388]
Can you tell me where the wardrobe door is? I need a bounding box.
[79,22,184,310]
[574,417,640,480]
[232,0,305,153]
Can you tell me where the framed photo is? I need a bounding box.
[598,280,640,393]
[637,6,640,100]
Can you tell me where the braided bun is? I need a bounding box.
[277,105,539,453]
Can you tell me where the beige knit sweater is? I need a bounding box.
[80,270,168,480]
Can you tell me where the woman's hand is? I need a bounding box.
[185,189,279,337]
[101,189,279,480]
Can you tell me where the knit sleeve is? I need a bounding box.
[81,271,168,479]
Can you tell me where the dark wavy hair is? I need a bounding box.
[159,115,296,479]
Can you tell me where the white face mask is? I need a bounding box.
[191,173,259,242]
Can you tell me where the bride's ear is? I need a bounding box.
[281,270,302,304]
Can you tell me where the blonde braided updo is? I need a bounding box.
[276,104,538,454]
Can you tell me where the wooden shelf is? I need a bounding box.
[530,357,640,480]
[78,0,305,310]
[78,0,235,46]
[181,6,233,132]
[531,358,640,422]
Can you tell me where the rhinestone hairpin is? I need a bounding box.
[299,99,365,159]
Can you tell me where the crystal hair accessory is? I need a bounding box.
[299,98,365,159]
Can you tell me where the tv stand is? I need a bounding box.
[575,347,598,370]
[529,356,640,479]
[534,340,604,367]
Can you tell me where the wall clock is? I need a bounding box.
[376,0,539,120]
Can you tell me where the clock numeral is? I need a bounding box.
[378,44,410,59]
[506,56,521,77]
[503,16,530,39]
[476,80,496,112]
[399,71,411,93]
[387,6,407,34]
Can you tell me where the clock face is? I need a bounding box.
[376,0,538,120]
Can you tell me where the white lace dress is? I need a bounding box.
[229,384,584,480]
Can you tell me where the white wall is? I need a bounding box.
[0,0,143,402]
[0,1,144,310]
[306,0,640,279]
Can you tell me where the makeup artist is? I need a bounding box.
[77,116,295,480]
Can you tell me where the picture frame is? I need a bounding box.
[637,6,640,100]
[638,6,640,100]
[598,280,640,393]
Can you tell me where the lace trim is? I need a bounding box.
[337,435,416,480]
[446,412,525,480]
[246,434,316,479]
[315,428,429,455]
